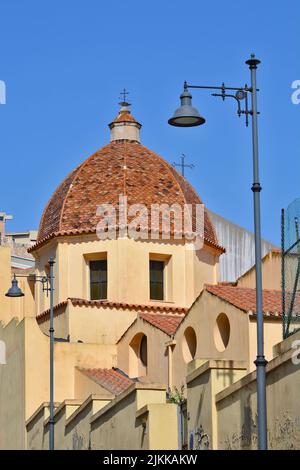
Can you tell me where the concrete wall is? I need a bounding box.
[248,317,282,371]
[90,384,178,450]
[27,387,178,451]
[237,251,281,290]
[64,396,111,450]
[184,331,300,450]
[26,396,111,450]
[216,334,300,449]
[136,403,179,450]
[0,318,26,449]
[0,315,118,449]
[45,400,83,450]
[26,402,59,450]
[186,360,247,450]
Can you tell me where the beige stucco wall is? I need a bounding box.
[117,316,170,384]
[38,302,136,345]
[238,251,281,290]
[74,369,114,400]
[69,304,136,344]
[26,403,59,450]
[0,315,118,449]
[186,360,247,450]
[172,291,283,387]
[27,391,177,451]
[37,303,70,339]
[248,318,282,371]
[64,396,111,450]
[24,317,117,421]
[44,400,83,450]
[136,403,179,450]
[33,235,219,315]
[26,395,111,450]
[0,318,26,449]
[90,384,177,450]
[216,331,300,449]
[172,291,251,388]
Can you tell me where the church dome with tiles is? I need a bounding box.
[37,102,220,251]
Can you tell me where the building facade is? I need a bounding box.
[0,103,293,450]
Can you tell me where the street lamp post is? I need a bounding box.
[6,257,56,450]
[168,54,268,450]
[48,257,55,451]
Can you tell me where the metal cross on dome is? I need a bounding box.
[119,88,130,106]
[173,153,194,178]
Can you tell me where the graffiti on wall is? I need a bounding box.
[189,425,210,450]
[269,412,300,450]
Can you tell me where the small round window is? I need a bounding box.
[182,326,197,363]
[214,313,230,352]
[140,335,148,367]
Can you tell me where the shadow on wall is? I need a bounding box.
[129,333,148,378]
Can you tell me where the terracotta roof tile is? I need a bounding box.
[205,284,283,316]
[36,301,68,324]
[110,111,141,125]
[36,298,187,323]
[78,368,134,395]
[69,298,187,314]
[139,313,183,335]
[35,140,222,252]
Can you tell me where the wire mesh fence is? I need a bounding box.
[282,199,300,338]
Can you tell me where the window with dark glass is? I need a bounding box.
[90,260,107,300]
[149,260,164,300]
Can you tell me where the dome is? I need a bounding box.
[35,107,222,252]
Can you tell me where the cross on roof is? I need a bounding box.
[173,154,194,177]
[119,88,130,106]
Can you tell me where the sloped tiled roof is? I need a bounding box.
[33,138,222,253]
[78,368,134,396]
[206,284,282,316]
[139,313,183,335]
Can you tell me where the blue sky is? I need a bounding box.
[0,0,299,245]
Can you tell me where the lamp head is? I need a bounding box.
[168,84,205,127]
[5,275,24,297]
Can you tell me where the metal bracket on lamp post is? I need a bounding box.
[184,81,259,127]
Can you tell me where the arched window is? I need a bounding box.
[182,326,197,363]
[214,313,230,352]
[129,333,148,377]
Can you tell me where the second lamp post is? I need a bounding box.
[6,257,56,450]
